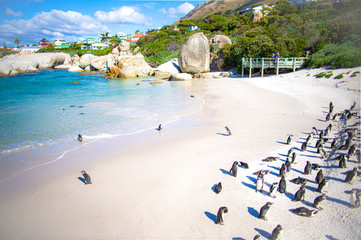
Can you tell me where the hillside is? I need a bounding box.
[183,0,276,19]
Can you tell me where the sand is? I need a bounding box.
[0,66,360,240]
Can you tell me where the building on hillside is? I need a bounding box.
[132,32,147,42]
[147,27,162,33]
[238,4,273,15]
[91,42,109,50]
[20,46,42,52]
[54,39,71,48]
[116,32,127,40]
[188,25,199,31]
[39,38,49,48]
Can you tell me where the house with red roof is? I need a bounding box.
[39,38,49,48]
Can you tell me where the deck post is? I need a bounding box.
[249,57,252,78]
[292,57,296,72]
[261,58,264,78]
[276,58,279,76]
[242,57,244,77]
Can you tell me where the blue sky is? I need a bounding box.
[0,0,204,46]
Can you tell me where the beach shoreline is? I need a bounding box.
[0,67,360,239]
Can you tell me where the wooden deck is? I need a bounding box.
[241,57,308,78]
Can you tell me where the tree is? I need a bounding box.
[135,30,140,34]
[14,38,19,48]
[101,32,110,42]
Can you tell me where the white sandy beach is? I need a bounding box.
[0,67,360,240]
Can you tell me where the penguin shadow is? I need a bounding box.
[291,168,305,175]
[77,177,87,184]
[216,133,229,136]
[254,228,271,239]
[278,153,288,158]
[299,154,320,159]
[276,141,288,145]
[317,119,326,122]
[211,184,218,193]
[247,176,257,183]
[326,196,350,207]
[284,191,294,201]
[268,165,280,171]
[325,235,340,240]
[232,238,246,240]
[304,185,317,192]
[302,200,314,208]
[326,176,344,182]
[220,169,233,176]
[242,181,256,190]
[247,207,259,218]
[204,211,217,224]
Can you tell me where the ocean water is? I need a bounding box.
[0,70,205,182]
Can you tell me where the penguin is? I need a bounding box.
[306,133,314,144]
[253,235,262,240]
[340,138,352,150]
[225,126,232,136]
[301,142,307,152]
[286,135,293,145]
[157,124,162,131]
[291,152,297,163]
[287,147,296,158]
[285,159,291,172]
[278,176,286,193]
[304,161,312,175]
[81,170,92,184]
[350,189,360,208]
[329,101,334,113]
[311,163,321,170]
[78,134,83,142]
[269,224,283,240]
[312,127,318,135]
[318,147,327,159]
[315,139,323,148]
[279,163,286,177]
[345,167,358,183]
[256,173,264,193]
[326,123,332,132]
[291,177,308,185]
[356,149,361,163]
[253,170,271,176]
[215,182,222,194]
[230,161,238,177]
[317,178,329,193]
[269,182,278,198]
[325,112,331,122]
[292,207,318,217]
[216,207,228,225]
[331,138,338,149]
[263,156,279,162]
[313,194,327,210]
[316,169,324,184]
[239,161,249,169]
[294,185,306,201]
[338,155,347,169]
[258,202,273,220]
[319,130,324,139]
[348,144,356,157]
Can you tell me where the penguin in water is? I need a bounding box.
[345,167,358,183]
[292,207,318,217]
[258,202,273,220]
[81,170,92,184]
[256,173,264,193]
[78,134,83,142]
[279,163,286,177]
[294,185,306,202]
[304,161,312,175]
[285,159,291,173]
[269,224,283,240]
[350,189,361,208]
[269,182,278,198]
[230,161,238,177]
[286,135,293,145]
[278,176,286,193]
[317,178,329,193]
[313,194,327,210]
[315,169,324,184]
[157,124,162,131]
[225,126,232,136]
[215,182,222,194]
[216,207,228,225]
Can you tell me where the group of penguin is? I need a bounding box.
[213,101,360,240]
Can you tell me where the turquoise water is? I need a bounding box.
[0,70,205,181]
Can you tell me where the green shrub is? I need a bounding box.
[325,72,333,78]
[315,72,327,78]
[351,71,360,77]
[334,73,344,79]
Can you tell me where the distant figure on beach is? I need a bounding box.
[215,182,222,194]
[225,126,232,136]
[230,161,238,177]
[78,134,83,142]
[216,207,228,225]
[81,170,92,184]
[269,224,283,240]
[157,124,162,131]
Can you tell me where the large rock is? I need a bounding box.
[119,41,130,52]
[68,66,83,72]
[179,32,210,74]
[169,73,193,81]
[210,35,232,71]
[71,54,80,65]
[154,58,181,77]
[212,35,232,49]
[90,56,106,70]
[117,54,153,78]
[0,61,18,76]
[79,54,96,69]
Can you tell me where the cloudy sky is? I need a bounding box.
[0,0,203,46]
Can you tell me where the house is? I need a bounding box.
[39,38,49,48]
[91,42,109,50]
[116,32,127,40]
[54,39,70,48]
[20,46,42,52]
[238,4,273,15]
[188,25,199,31]
[147,27,161,33]
[131,32,146,42]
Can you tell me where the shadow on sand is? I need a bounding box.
[248,207,259,218]
[77,177,86,184]
[204,211,217,224]
[254,228,271,239]
[220,169,233,176]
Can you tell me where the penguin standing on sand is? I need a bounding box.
[345,167,358,183]
[294,185,306,202]
[286,135,293,145]
[157,124,162,131]
[329,101,334,113]
[331,138,338,149]
[356,149,361,163]
[304,161,312,175]
[78,134,83,142]
[316,169,324,184]
[215,182,222,194]
[256,173,264,193]
[269,225,283,240]
[285,159,291,172]
[258,202,273,220]
[225,126,232,136]
[313,194,327,210]
[230,161,238,177]
[269,182,278,198]
[81,170,92,184]
[279,163,286,177]
[301,142,307,152]
[279,176,286,193]
[350,189,360,208]
[291,152,297,163]
[338,155,347,169]
[216,207,228,225]
[317,178,329,193]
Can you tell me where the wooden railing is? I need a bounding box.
[241,57,308,78]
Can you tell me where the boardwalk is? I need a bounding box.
[241,57,308,78]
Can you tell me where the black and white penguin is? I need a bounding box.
[263,156,279,162]
[216,207,228,225]
[350,189,360,208]
[256,173,264,193]
[291,152,297,163]
[215,182,222,194]
[294,185,306,202]
[78,134,83,142]
[317,178,329,193]
[285,159,291,173]
[313,194,327,210]
[304,161,312,175]
[318,147,327,159]
[338,155,347,169]
[269,182,278,198]
[301,142,307,152]
[306,133,314,144]
[279,176,286,193]
[331,138,338,149]
[225,126,232,136]
[348,144,357,157]
[258,202,273,220]
[311,163,321,170]
[315,169,324,184]
[291,177,308,185]
[157,124,162,131]
[315,139,323,148]
[269,224,283,240]
[287,135,293,145]
[230,161,238,177]
[239,161,249,169]
[279,163,286,177]
[81,170,92,184]
[287,147,297,158]
[329,101,334,113]
[345,167,358,183]
[292,207,318,217]
[253,235,262,240]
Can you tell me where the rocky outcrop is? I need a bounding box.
[193,71,234,78]
[212,35,232,50]
[90,56,107,70]
[169,73,193,81]
[68,66,83,72]
[153,58,181,77]
[210,35,232,72]
[0,61,19,76]
[79,54,96,69]
[179,32,210,74]
[105,54,153,79]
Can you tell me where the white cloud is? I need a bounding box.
[95,6,149,25]
[6,8,23,17]
[159,2,194,19]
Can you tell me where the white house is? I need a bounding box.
[116,32,127,40]
[20,46,42,52]
[91,42,109,50]
[54,39,70,48]
[238,4,273,15]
